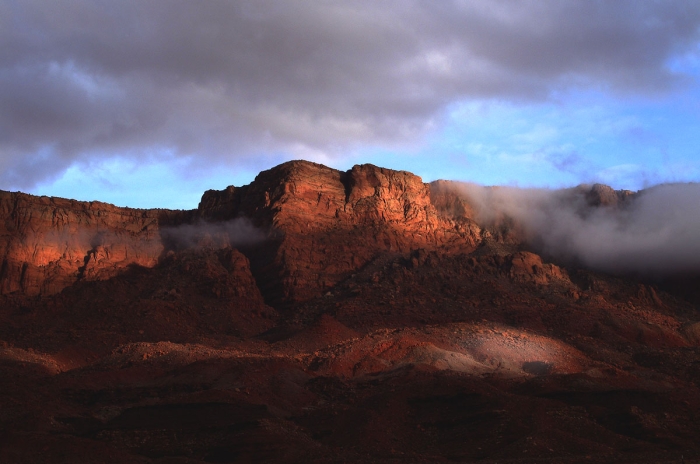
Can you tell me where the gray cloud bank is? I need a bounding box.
[2,1,700,189]
[459,182,700,275]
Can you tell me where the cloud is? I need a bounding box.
[2,1,699,190]
[546,150,586,174]
[457,181,700,275]
[159,217,267,251]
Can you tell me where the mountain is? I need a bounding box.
[1,160,699,463]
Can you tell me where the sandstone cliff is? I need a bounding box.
[0,191,188,297]
[198,161,483,302]
[0,160,636,303]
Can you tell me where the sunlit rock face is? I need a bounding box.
[0,191,191,296]
[1,160,691,305]
[508,251,568,285]
[198,160,483,303]
[3,161,481,300]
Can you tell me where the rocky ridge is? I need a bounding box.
[2,161,484,301]
[0,191,193,297]
[2,160,632,302]
[199,161,484,303]
[1,160,700,463]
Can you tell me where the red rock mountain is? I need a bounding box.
[198,162,483,303]
[2,161,483,302]
[1,160,699,463]
[0,192,189,296]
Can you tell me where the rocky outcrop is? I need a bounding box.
[3,161,485,302]
[584,183,635,207]
[428,180,478,220]
[0,161,643,305]
[199,161,483,303]
[507,251,569,285]
[0,191,188,297]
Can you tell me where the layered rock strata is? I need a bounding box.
[0,192,189,297]
[198,161,483,302]
[1,160,637,303]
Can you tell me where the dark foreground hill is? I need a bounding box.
[1,160,700,463]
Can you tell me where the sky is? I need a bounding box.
[2,0,700,209]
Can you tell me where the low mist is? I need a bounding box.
[160,217,266,250]
[456,182,700,275]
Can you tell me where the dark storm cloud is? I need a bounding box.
[2,0,699,189]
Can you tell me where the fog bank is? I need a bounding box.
[458,182,700,275]
[160,218,266,250]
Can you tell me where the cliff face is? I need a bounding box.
[4,161,479,300]
[0,160,640,302]
[0,192,188,297]
[198,161,483,302]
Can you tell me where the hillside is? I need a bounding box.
[1,160,700,463]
